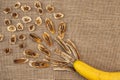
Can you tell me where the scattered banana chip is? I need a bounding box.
[0,34,4,42]
[3,48,12,55]
[45,18,55,34]
[54,13,64,19]
[58,22,67,39]
[29,33,42,43]
[35,17,42,26]
[18,34,26,40]
[4,19,12,26]
[3,7,11,14]
[42,32,53,46]
[14,58,29,64]
[22,16,32,23]
[38,44,50,57]
[7,25,16,32]
[19,43,26,49]
[37,8,43,15]
[16,23,24,31]
[46,4,54,13]
[14,1,21,9]
[34,1,42,9]
[28,24,36,31]
[11,12,19,18]
[23,49,39,58]
[21,5,31,12]
[29,60,50,68]
[9,34,17,45]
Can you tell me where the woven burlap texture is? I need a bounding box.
[0,0,120,80]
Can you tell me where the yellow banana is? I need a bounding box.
[73,60,120,80]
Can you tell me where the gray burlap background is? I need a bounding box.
[0,0,120,80]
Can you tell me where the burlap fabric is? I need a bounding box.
[0,0,120,80]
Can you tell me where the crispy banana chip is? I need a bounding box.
[29,33,42,43]
[42,32,53,46]
[23,49,39,58]
[18,34,26,40]
[14,58,28,64]
[9,34,17,44]
[21,5,31,12]
[45,18,55,34]
[54,13,64,19]
[14,1,21,9]
[38,44,50,57]
[37,8,43,15]
[28,24,36,31]
[29,61,50,68]
[7,25,16,32]
[35,17,42,26]
[58,22,67,39]
[22,16,32,23]
[46,4,54,13]
[11,12,19,18]
[34,1,42,9]
[16,23,24,31]
[4,19,12,26]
